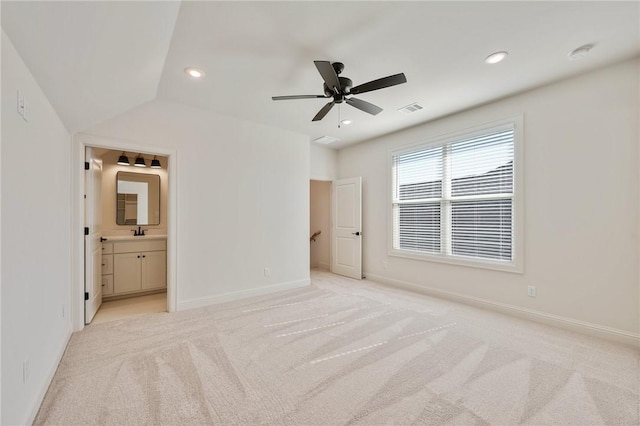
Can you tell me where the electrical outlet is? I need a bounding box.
[264,267,270,277]
[527,286,537,297]
[23,359,30,384]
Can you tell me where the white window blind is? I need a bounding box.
[392,126,515,264]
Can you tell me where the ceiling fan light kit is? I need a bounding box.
[272,60,407,122]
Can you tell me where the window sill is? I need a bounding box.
[388,248,523,274]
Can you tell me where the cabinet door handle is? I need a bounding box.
[142,255,146,258]
[137,255,141,258]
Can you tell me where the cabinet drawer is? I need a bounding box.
[102,274,113,296]
[114,240,166,254]
[101,254,113,275]
[102,242,113,254]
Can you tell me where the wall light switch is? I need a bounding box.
[17,90,28,121]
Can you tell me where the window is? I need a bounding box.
[390,118,522,271]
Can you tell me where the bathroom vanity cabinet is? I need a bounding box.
[101,238,166,299]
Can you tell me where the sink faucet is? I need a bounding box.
[131,226,146,236]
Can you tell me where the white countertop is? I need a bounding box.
[102,235,167,242]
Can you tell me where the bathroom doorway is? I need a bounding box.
[310,180,331,271]
[86,147,169,324]
[72,133,177,331]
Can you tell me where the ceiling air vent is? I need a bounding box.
[398,102,424,114]
[313,135,340,145]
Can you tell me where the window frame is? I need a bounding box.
[387,115,524,273]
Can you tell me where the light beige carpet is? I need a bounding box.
[36,271,639,425]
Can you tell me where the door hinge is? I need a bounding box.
[84,292,89,301]
[84,162,90,170]
[84,227,89,235]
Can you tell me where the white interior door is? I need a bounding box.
[85,147,103,323]
[331,177,362,279]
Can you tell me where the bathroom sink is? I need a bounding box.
[101,235,167,242]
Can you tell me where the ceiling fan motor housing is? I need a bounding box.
[323,77,353,101]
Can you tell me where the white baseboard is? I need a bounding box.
[26,326,73,425]
[365,272,640,348]
[177,279,311,311]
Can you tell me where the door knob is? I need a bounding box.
[100,237,108,242]
[352,231,361,236]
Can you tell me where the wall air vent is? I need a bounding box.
[398,102,424,114]
[312,135,340,145]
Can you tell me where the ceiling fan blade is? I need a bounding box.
[314,60,341,92]
[346,97,383,115]
[312,101,335,121]
[350,73,407,95]
[272,95,327,100]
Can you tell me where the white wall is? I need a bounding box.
[85,100,311,307]
[338,59,639,340]
[310,143,338,181]
[1,31,73,425]
[310,180,331,270]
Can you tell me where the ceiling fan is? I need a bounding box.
[272,61,407,122]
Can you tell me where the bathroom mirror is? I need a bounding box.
[116,172,160,225]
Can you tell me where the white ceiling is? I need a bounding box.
[1,1,181,132]
[2,1,639,149]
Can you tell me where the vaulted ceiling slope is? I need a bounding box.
[1,1,181,133]
[2,1,639,147]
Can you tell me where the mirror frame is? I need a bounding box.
[116,171,161,226]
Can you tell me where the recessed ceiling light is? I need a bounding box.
[340,119,352,125]
[484,51,508,64]
[569,44,594,61]
[184,67,205,78]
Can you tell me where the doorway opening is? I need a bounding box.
[85,147,170,324]
[310,180,331,271]
[73,133,177,331]
[86,147,170,324]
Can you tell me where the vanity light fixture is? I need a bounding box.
[134,154,146,167]
[117,152,130,166]
[150,156,162,169]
